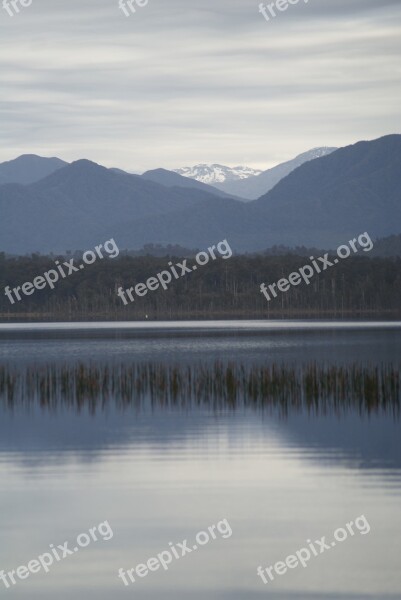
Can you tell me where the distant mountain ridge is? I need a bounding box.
[0,154,67,185]
[0,159,239,254]
[211,147,338,200]
[174,164,262,184]
[141,168,241,200]
[0,135,400,255]
[112,136,400,252]
[252,135,401,247]
[0,148,335,200]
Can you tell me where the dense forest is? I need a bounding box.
[0,252,400,320]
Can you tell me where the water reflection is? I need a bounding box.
[0,361,399,418]
[0,325,400,600]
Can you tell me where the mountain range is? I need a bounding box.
[141,168,240,200]
[0,135,399,255]
[174,164,262,184]
[208,147,337,200]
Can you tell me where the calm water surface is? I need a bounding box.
[0,321,400,600]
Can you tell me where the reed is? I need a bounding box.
[0,361,399,417]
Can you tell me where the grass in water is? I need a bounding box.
[0,362,399,417]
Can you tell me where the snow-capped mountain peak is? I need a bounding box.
[174,164,262,184]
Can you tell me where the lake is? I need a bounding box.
[0,321,400,600]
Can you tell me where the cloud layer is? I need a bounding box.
[0,0,400,171]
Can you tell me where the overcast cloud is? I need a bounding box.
[0,0,400,172]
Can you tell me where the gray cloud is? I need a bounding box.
[0,0,400,171]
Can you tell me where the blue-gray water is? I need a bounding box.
[0,321,400,600]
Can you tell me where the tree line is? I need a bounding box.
[0,252,400,320]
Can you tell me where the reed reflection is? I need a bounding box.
[0,361,399,418]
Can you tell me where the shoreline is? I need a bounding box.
[0,309,400,323]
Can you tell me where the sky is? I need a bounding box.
[0,0,400,173]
